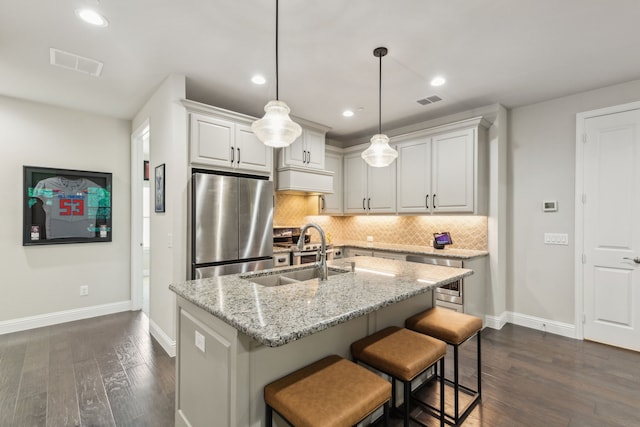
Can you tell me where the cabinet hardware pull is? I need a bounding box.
[362,198,366,210]
[426,194,429,209]
[230,147,234,163]
[433,194,437,208]
[237,147,240,164]
[368,198,371,210]
[321,196,325,210]
[307,151,311,164]
[623,257,640,264]
[303,150,307,164]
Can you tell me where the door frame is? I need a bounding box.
[131,120,149,312]
[574,100,640,340]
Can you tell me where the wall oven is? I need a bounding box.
[406,255,464,312]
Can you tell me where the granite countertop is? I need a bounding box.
[169,256,472,347]
[333,240,488,260]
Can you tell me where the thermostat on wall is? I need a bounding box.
[543,200,558,212]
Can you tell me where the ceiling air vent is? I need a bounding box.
[416,95,443,106]
[49,48,103,77]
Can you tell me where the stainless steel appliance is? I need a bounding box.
[190,171,274,279]
[406,255,464,312]
[292,241,334,265]
[273,226,334,266]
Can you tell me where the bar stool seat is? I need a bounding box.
[264,355,391,427]
[351,326,447,427]
[406,308,483,426]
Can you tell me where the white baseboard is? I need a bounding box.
[486,311,576,339]
[484,312,508,330]
[507,311,577,339]
[149,318,176,357]
[0,300,132,335]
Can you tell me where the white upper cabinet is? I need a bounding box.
[431,128,475,212]
[280,127,326,170]
[185,101,273,175]
[343,151,396,214]
[396,117,488,214]
[320,149,343,215]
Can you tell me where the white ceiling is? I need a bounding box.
[2,0,640,142]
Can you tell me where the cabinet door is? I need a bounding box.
[235,124,273,173]
[190,113,234,167]
[321,151,343,214]
[397,138,431,213]
[283,133,306,167]
[343,153,368,214]
[367,159,396,213]
[305,129,326,169]
[431,128,475,212]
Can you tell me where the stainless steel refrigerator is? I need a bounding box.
[190,171,274,279]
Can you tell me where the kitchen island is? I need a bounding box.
[170,256,473,427]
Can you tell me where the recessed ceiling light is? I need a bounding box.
[251,75,266,85]
[430,76,446,87]
[75,9,109,27]
[342,110,354,117]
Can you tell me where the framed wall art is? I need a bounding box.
[155,163,165,213]
[23,166,112,245]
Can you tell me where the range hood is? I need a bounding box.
[276,166,334,195]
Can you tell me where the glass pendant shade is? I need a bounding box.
[361,133,397,167]
[251,100,302,148]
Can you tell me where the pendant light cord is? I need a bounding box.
[275,0,279,101]
[378,51,382,134]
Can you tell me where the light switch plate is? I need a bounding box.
[195,330,205,353]
[544,233,569,245]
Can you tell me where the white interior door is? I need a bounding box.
[582,108,640,351]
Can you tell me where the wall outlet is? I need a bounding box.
[367,236,374,242]
[195,330,205,353]
[79,285,89,296]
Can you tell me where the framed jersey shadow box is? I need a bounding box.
[23,166,113,245]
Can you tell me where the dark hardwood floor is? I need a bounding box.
[1,312,639,426]
[404,324,640,427]
[0,311,174,427]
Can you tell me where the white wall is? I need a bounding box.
[132,75,187,355]
[0,95,131,325]
[508,78,640,325]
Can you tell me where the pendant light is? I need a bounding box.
[251,0,302,148]
[361,47,398,167]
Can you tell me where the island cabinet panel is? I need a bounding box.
[175,299,250,427]
[175,292,432,427]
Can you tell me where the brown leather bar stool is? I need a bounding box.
[264,354,391,426]
[351,326,447,427]
[406,307,483,426]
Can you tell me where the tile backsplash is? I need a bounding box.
[274,194,487,250]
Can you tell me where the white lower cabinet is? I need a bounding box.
[343,151,396,214]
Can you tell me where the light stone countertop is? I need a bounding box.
[169,256,473,347]
[333,240,488,259]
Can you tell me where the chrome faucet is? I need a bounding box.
[297,223,328,281]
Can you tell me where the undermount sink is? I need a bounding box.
[243,267,348,287]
